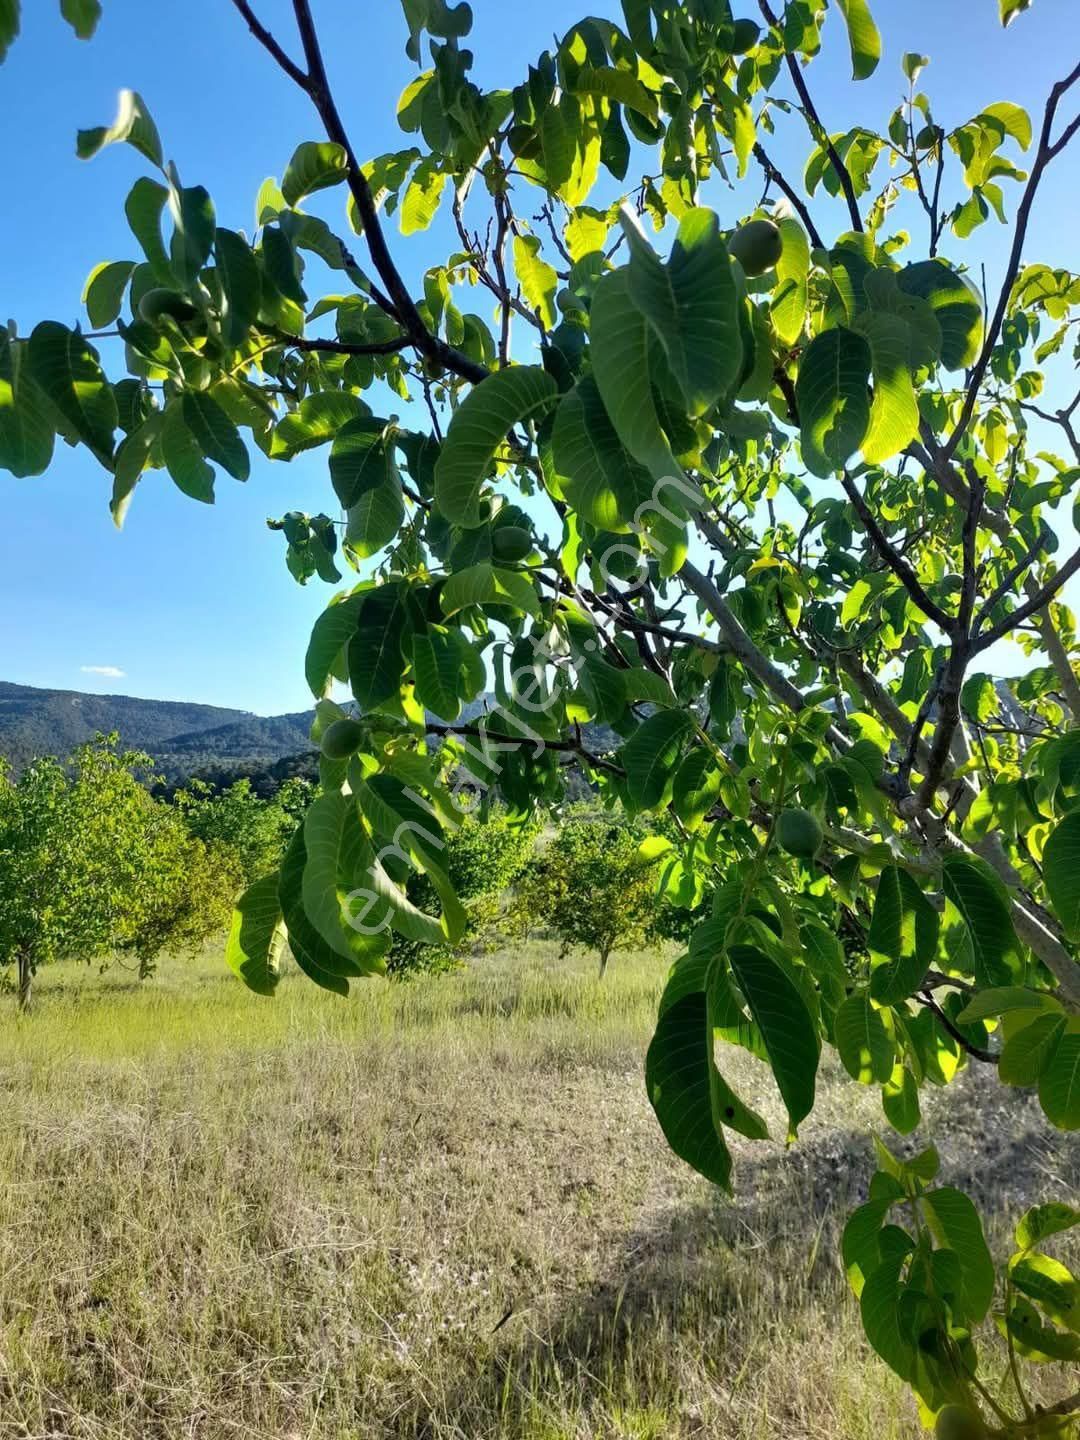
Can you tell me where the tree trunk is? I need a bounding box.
[16,951,32,1012]
[598,948,610,979]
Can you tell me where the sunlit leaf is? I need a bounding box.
[435,365,557,527]
[622,206,743,417]
[835,0,881,79]
[282,140,349,207]
[795,326,871,476]
[896,260,983,369]
[835,988,894,1083]
[512,234,558,330]
[225,872,287,996]
[77,88,161,166]
[851,311,920,463]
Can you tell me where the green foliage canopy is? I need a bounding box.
[5,0,1080,1428]
[0,736,239,1002]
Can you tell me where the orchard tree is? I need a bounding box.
[385,805,537,975]
[0,737,240,1004]
[174,776,310,885]
[519,808,666,974]
[4,0,1080,1428]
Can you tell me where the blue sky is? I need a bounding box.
[1,0,1078,714]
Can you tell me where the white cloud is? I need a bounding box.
[80,665,126,679]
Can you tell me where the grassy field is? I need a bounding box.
[1,944,1076,1440]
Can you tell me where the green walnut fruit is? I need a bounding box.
[934,1405,986,1440]
[422,357,446,380]
[137,287,198,326]
[777,807,823,860]
[492,524,533,562]
[731,18,761,53]
[728,218,783,277]
[320,717,365,761]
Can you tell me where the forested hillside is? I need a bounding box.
[0,683,616,789]
[0,681,313,776]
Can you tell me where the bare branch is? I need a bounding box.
[226,0,308,88]
[1018,397,1080,464]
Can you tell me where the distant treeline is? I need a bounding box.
[2,734,689,1010]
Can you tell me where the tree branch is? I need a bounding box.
[1017,394,1080,465]
[757,0,863,233]
[913,433,1080,717]
[973,528,1048,631]
[916,646,970,809]
[229,0,490,386]
[918,988,998,1064]
[681,558,810,714]
[226,0,309,88]
[752,142,824,248]
[973,541,1080,653]
[943,60,1080,461]
[268,328,410,357]
[840,472,953,631]
[425,722,624,777]
[958,462,985,633]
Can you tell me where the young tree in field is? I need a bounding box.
[174,776,310,885]
[386,806,537,975]
[0,737,240,1005]
[519,811,661,975]
[5,0,1080,1427]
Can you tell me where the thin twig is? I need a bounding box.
[425,723,624,777]
[918,989,998,1065]
[268,328,410,357]
[840,472,952,631]
[943,60,1080,461]
[752,142,823,247]
[758,0,863,233]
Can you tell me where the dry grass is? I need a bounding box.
[0,944,1075,1440]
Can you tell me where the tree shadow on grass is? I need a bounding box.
[402,1077,1079,1440]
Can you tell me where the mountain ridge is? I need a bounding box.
[0,680,621,790]
[0,680,314,777]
